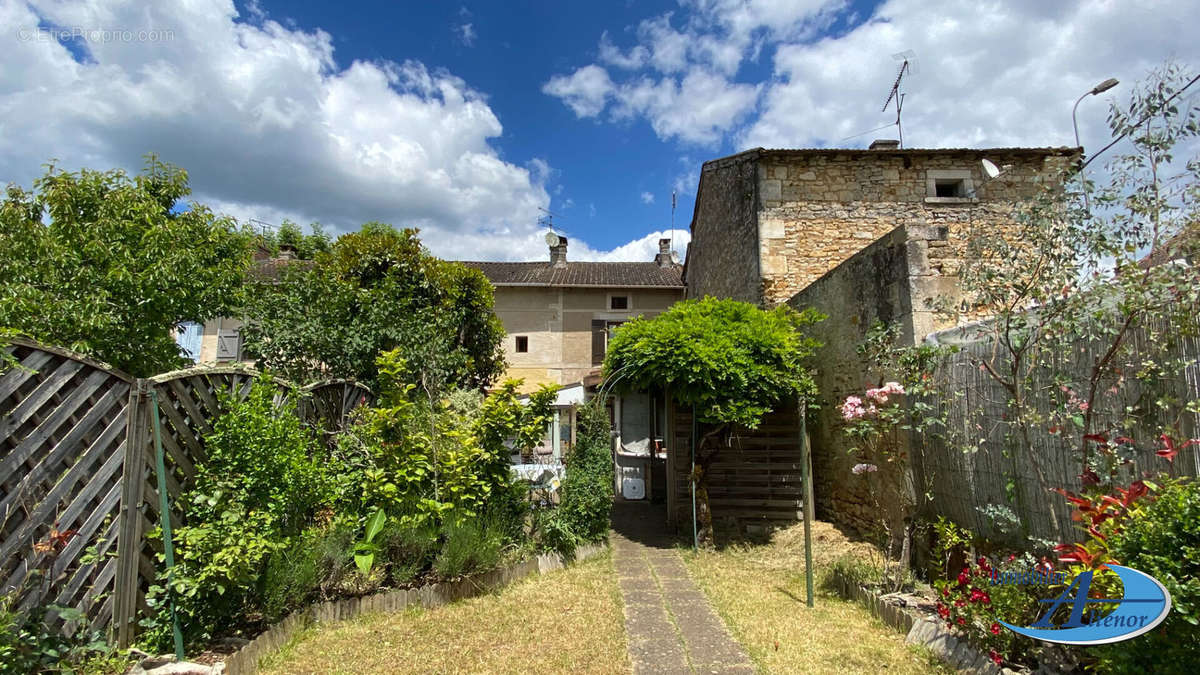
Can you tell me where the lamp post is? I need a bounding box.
[1073,78,1119,212]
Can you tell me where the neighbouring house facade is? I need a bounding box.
[463,237,685,503]
[678,142,1078,531]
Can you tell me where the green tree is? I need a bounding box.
[602,297,824,546]
[0,157,253,375]
[241,223,505,389]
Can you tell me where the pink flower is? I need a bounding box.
[865,387,889,404]
[1078,401,1090,412]
[852,463,878,475]
[882,381,905,395]
[841,396,866,420]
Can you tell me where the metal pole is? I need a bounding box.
[691,404,698,552]
[150,389,185,659]
[799,398,815,607]
[1072,91,1092,213]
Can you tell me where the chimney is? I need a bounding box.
[655,238,674,267]
[277,244,298,260]
[869,139,900,150]
[550,235,568,268]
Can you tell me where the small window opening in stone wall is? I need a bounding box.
[610,295,629,310]
[515,335,529,352]
[934,178,965,197]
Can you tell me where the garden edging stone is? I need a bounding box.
[828,569,1063,675]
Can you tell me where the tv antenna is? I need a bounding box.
[538,207,571,241]
[881,50,918,148]
[670,191,677,254]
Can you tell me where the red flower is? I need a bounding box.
[989,650,1003,666]
[957,569,970,585]
[936,603,950,619]
[957,616,966,626]
[941,587,950,598]
[970,589,986,603]
[991,622,1002,635]
[954,599,965,608]
[1006,553,1016,562]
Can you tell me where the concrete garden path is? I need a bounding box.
[611,503,755,675]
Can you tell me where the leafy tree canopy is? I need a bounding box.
[242,223,506,390]
[603,297,825,428]
[0,157,253,376]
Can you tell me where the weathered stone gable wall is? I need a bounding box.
[758,151,1074,306]
[684,153,762,303]
[786,224,959,534]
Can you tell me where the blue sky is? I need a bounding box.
[3,1,1198,261]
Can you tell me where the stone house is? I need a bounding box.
[678,142,1078,532]
[463,236,685,502]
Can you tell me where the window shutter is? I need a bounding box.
[591,319,607,365]
[216,329,241,361]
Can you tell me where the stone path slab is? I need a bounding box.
[611,503,755,675]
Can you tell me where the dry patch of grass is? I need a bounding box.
[260,552,629,675]
[683,521,950,675]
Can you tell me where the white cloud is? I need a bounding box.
[456,23,476,47]
[546,0,1200,164]
[576,228,691,263]
[1,0,549,259]
[640,191,655,204]
[542,64,615,117]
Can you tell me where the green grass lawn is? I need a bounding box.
[259,552,629,675]
[682,520,951,674]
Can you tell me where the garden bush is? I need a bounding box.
[1094,478,1199,673]
[433,516,506,579]
[542,399,614,555]
[141,377,327,650]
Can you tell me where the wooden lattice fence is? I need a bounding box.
[0,338,372,645]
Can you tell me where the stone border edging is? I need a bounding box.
[829,570,1050,675]
[222,542,607,675]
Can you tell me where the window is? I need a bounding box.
[925,169,975,202]
[592,319,624,365]
[610,295,629,310]
[515,335,529,353]
[934,179,964,197]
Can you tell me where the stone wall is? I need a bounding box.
[786,224,960,534]
[684,152,762,303]
[757,150,1075,306]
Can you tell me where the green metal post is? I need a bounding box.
[691,404,698,552]
[799,398,815,607]
[150,389,185,659]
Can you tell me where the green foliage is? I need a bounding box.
[0,157,252,376]
[241,223,505,389]
[353,509,388,575]
[1095,479,1200,672]
[0,599,114,675]
[262,220,331,260]
[141,377,327,650]
[378,520,440,586]
[544,399,615,555]
[946,64,1200,539]
[604,297,824,428]
[433,515,506,579]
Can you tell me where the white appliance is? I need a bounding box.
[622,477,645,500]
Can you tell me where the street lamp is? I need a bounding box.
[1072,77,1119,212]
[1073,78,1120,149]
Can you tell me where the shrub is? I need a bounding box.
[261,531,322,623]
[1094,479,1200,673]
[378,520,439,586]
[434,516,504,579]
[543,399,613,555]
[0,599,113,675]
[141,377,327,651]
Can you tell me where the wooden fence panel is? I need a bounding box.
[2,340,372,644]
[0,339,132,634]
[668,402,805,526]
